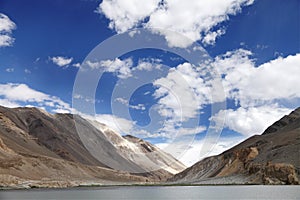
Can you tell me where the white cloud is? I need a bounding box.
[5,68,14,73]
[99,0,254,47]
[50,56,73,67]
[202,29,226,45]
[0,83,49,102]
[151,50,300,139]
[80,51,299,141]
[97,0,160,33]
[0,13,16,47]
[239,54,300,104]
[209,51,300,136]
[213,50,300,107]
[153,62,210,122]
[150,63,210,138]
[0,98,20,108]
[211,105,292,136]
[0,83,73,113]
[72,63,81,68]
[86,58,133,79]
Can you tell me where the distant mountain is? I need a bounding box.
[169,107,300,185]
[0,106,185,188]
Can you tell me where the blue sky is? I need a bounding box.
[0,0,299,166]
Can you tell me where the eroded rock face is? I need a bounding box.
[248,162,299,185]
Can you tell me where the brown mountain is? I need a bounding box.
[0,106,185,188]
[169,107,300,185]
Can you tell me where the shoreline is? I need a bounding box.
[1,182,293,191]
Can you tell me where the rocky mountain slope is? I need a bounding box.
[169,107,300,185]
[0,106,185,188]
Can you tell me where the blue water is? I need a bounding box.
[1,186,299,200]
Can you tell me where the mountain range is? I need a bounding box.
[0,106,299,188]
[0,106,184,188]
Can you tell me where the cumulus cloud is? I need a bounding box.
[239,54,300,104]
[80,51,299,140]
[0,83,73,113]
[0,13,16,47]
[209,51,300,136]
[210,105,292,136]
[150,50,300,138]
[97,0,160,33]
[213,50,300,107]
[153,62,210,121]
[50,56,73,67]
[98,0,254,47]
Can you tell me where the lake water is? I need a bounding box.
[1,186,299,200]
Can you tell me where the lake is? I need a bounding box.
[1,186,299,200]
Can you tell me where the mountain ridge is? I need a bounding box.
[0,106,185,188]
[168,107,300,185]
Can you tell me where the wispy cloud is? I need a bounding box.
[115,97,146,110]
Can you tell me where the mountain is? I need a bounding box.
[169,107,300,185]
[0,106,185,188]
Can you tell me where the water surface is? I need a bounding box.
[1,186,299,200]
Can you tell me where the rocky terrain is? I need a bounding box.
[169,107,300,185]
[1,105,299,188]
[0,106,185,188]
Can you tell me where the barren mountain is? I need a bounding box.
[169,107,300,185]
[0,106,185,188]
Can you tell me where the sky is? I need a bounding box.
[0,0,299,166]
